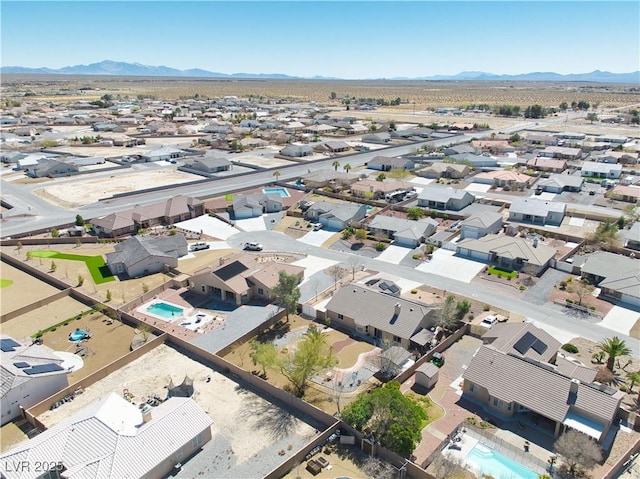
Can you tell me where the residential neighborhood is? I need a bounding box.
[1,74,639,479]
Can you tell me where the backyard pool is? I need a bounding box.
[464,443,538,479]
[146,302,184,319]
[263,187,290,197]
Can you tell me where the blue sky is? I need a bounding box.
[2,1,638,78]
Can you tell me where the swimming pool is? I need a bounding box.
[263,187,290,197]
[146,302,184,319]
[464,443,538,479]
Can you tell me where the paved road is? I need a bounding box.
[226,229,638,349]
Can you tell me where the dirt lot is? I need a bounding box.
[0,259,61,314]
[33,169,202,207]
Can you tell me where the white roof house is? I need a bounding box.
[0,393,213,479]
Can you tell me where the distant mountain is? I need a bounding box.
[1,60,638,83]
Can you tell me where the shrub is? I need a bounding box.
[412,254,421,260]
[77,275,84,287]
[561,343,579,354]
[375,242,386,251]
[34,331,43,338]
[50,327,57,332]
[519,285,526,291]
[410,289,418,294]
[483,304,491,311]
[565,298,573,304]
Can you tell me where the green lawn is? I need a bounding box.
[488,265,518,279]
[0,279,13,288]
[28,251,115,284]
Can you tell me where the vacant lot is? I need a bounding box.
[0,260,61,314]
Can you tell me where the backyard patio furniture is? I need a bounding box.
[316,456,329,468]
[306,460,321,475]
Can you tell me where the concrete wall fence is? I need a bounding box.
[1,288,72,324]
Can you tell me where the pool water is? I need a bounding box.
[147,302,184,318]
[263,187,290,197]
[69,330,87,342]
[465,443,538,479]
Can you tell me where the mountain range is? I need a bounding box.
[1,60,638,83]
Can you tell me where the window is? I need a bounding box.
[337,313,344,320]
[192,433,202,448]
[175,448,183,460]
[201,286,205,293]
[492,397,503,409]
[258,288,264,296]
[393,335,401,343]
[469,383,476,394]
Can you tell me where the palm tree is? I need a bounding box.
[343,163,352,173]
[627,371,640,401]
[332,160,340,171]
[273,170,281,182]
[597,336,632,371]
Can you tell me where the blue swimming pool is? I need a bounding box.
[147,302,184,319]
[465,443,538,479]
[263,187,290,197]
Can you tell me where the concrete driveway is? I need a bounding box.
[291,255,339,281]
[298,229,336,247]
[464,183,492,193]
[175,216,240,240]
[415,249,486,283]
[234,216,267,232]
[376,244,412,264]
[599,306,640,336]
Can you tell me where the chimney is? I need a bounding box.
[394,303,401,316]
[570,378,580,394]
[141,404,153,424]
[219,257,225,265]
[533,237,538,248]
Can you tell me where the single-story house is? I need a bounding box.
[599,271,640,308]
[459,212,504,240]
[595,151,638,165]
[596,135,627,144]
[106,234,188,278]
[472,170,533,190]
[508,198,566,226]
[417,186,475,211]
[536,174,584,193]
[471,140,514,154]
[232,193,283,219]
[575,251,640,305]
[304,124,337,135]
[625,222,640,250]
[367,156,415,171]
[240,138,269,149]
[345,123,369,134]
[300,169,359,189]
[189,253,304,305]
[539,146,582,160]
[444,145,477,156]
[463,324,623,442]
[280,144,313,157]
[28,159,79,178]
[415,162,470,179]
[526,157,567,173]
[306,201,367,230]
[449,153,499,168]
[351,179,415,199]
[1,336,69,426]
[525,133,558,146]
[283,121,306,133]
[362,133,391,144]
[200,123,233,134]
[456,234,557,276]
[368,215,438,247]
[139,147,185,162]
[314,140,351,153]
[0,393,213,479]
[325,283,440,350]
[554,132,586,141]
[92,122,125,132]
[581,163,622,179]
[609,185,640,203]
[181,156,232,174]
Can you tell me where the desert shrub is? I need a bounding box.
[375,242,386,251]
[410,289,418,294]
[595,366,614,384]
[412,254,421,260]
[566,298,573,304]
[519,285,526,291]
[483,304,491,311]
[561,343,579,354]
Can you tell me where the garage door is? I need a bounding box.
[324,218,344,231]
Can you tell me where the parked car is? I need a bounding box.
[480,315,498,328]
[244,241,263,251]
[189,242,210,251]
[312,223,323,231]
[430,352,445,367]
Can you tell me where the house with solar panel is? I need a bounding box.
[462,323,624,444]
[1,336,71,426]
[0,392,213,479]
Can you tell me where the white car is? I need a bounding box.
[244,241,263,251]
[189,242,210,251]
[312,223,323,231]
[480,315,498,328]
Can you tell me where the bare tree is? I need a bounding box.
[361,457,397,479]
[554,429,602,478]
[327,264,347,291]
[429,454,465,479]
[347,255,363,281]
[329,369,347,414]
[368,340,409,379]
[437,295,458,329]
[567,279,595,306]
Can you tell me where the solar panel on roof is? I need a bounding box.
[513,331,537,355]
[13,362,30,368]
[214,261,248,281]
[0,338,21,352]
[24,363,64,375]
[531,339,548,355]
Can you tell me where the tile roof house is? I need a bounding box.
[456,234,557,276]
[106,234,188,278]
[526,157,567,173]
[139,147,185,162]
[575,251,640,307]
[417,186,475,211]
[350,179,415,199]
[463,324,624,442]
[415,162,470,179]
[459,212,504,240]
[508,198,566,226]
[581,162,622,179]
[325,284,440,350]
[306,201,367,230]
[472,170,533,190]
[189,253,304,305]
[362,133,391,144]
[181,155,232,174]
[0,393,213,479]
[300,169,360,189]
[609,185,640,203]
[28,158,79,178]
[624,222,640,250]
[537,174,584,193]
[232,193,283,219]
[368,215,438,247]
[1,337,70,426]
[367,156,415,171]
[539,146,582,160]
[279,144,313,158]
[313,140,351,153]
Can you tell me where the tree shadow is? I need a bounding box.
[238,396,300,440]
[256,320,291,342]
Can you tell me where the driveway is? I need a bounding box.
[298,229,336,247]
[376,244,412,264]
[234,216,267,232]
[598,306,640,336]
[523,268,567,305]
[291,255,339,281]
[464,183,492,193]
[357,272,421,294]
[175,216,240,240]
[410,177,435,187]
[415,249,486,283]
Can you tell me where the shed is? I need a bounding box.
[414,362,439,390]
